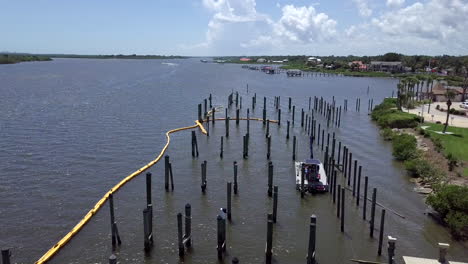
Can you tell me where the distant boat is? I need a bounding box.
[295,159,328,193]
[200,59,208,63]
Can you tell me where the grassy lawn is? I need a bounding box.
[423,123,468,175]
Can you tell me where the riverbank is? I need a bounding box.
[48,54,187,59]
[372,98,468,240]
[0,54,52,64]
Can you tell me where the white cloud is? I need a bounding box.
[353,0,372,17]
[386,0,405,8]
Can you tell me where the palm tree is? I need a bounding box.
[443,89,456,133]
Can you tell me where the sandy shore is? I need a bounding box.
[404,102,468,128]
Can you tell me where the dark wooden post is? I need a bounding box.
[337,142,341,167]
[363,176,368,220]
[143,207,153,251]
[267,135,271,159]
[341,187,345,232]
[108,254,117,264]
[204,99,208,118]
[387,236,397,264]
[268,161,273,197]
[321,129,324,151]
[378,209,386,255]
[232,257,239,264]
[278,109,281,126]
[307,215,317,264]
[301,108,304,127]
[226,116,230,138]
[233,161,238,194]
[198,103,202,122]
[2,249,11,264]
[263,97,267,124]
[288,97,291,110]
[266,214,273,264]
[293,136,296,160]
[109,193,117,247]
[353,160,357,196]
[185,204,192,247]
[220,136,224,158]
[370,188,377,237]
[337,184,341,218]
[272,186,278,223]
[286,120,290,139]
[236,108,240,125]
[201,160,207,193]
[227,182,232,220]
[217,214,226,260]
[164,156,169,190]
[266,119,270,137]
[347,152,352,186]
[177,213,184,257]
[292,105,295,125]
[357,166,362,206]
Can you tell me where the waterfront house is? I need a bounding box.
[430,83,464,102]
[240,57,251,62]
[348,61,367,71]
[369,61,404,73]
[257,58,266,63]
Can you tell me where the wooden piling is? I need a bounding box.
[201,161,207,193]
[378,209,386,255]
[164,156,170,191]
[387,236,396,264]
[217,215,225,260]
[347,152,352,186]
[266,119,270,137]
[143,207,153,252]
[227,182,232,220]
[263,97,267,124]
[267,135,271,159]
[341,187,345,232]
[109,193,117,247]
[169,163,174,190]
[233,161,238,194]
[273,186,278,223]
[226,116,230,138]
[185,204,192,247]
[321,129,324,151]
[286,120,290,139]
[191,131,199,157]
[177,213,184,257]
[233,257,239,264]
[220,136,224,158]
[293,136,297,160]
[353,160,357,196]
[363,176,368,220]
[357,166,362,206]
[292,105,295,125]
[337,142,341,167]
[307,215,317,264]
[236,108,240,125]
[198,103,202,122]
[288,97,292,110]
[212,108,215,124]
[108,254,116,264]
[278,109,281,126]
[370,188,377,237]
[301,108,305,127]
[266,214,273,264]
[268,161,273,197]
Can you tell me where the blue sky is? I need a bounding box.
[1,0,467,56]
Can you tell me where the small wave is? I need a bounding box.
[161,62,178,66]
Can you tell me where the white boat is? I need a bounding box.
[295,159,329,193]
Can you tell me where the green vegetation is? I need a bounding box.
[426,185,468,240]
[0,54,51,64]
[393,134,418,161]
[422,123,468,162]
[371,98,421,128]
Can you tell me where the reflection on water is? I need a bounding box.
[0,58,466,263]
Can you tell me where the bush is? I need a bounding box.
[392,134,418,161]
[432,137,444,153]
[404,157,444,183]
[372,99,421,128]
[381,128,395,141]
[427,185,468,240]
[447,153,458,171]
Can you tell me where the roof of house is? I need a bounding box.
[432,83,464,95]
[370,61,402,66]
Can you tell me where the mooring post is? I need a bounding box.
[109,193,117,247]
[165,156,170,191]
[233,161,238,194]
[177,212,184,257]
[307,215,317,264]
[201,160,207,193]
[212,107,215,124]
[292,105,295,125]
[301,108,304,127]
[108,254,117,264]
[387,236,397,264]
[333,171,337,203]
[370,188,377,237]
[337,142,341,167]
[217,215,224,260]
[227,182,232,220]
[220,136,224,158]
[1,249,11,264]
[209,93,212,108]
[204,99,208,118]
[247,108,250,134]
[226,116,230,138]
[378,209,386,256]
[286,120,290,139]
[331,137,336,160]
[169,163,174,190]
[288,97,291,110]
[267,135,271,159]
[273,186,278,223]
[232,257,239,264]
[266,119,270,138]
[268,161,273,197]
[337,184,341,218]
[301,166,305,198]
[363,176,368,220]
[236,108,240,125]
[357,166,362,206]
[198,103,202,122]
[321,129,324,151]
[263,97,267,124]
[347,152,352,186]
[252,96,255,110]
[185,204,192,247]
[341,187,345,232]
[353,160,357,196]
[143,207,153,252]
[191,131,199,157]
[266,213,273,264]
[293,136,297,160]
[278,109,281,126]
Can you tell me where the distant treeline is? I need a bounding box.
[0,54,52,64]
[216,53,468,75]
[47,54,187,59]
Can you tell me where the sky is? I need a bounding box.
[1,0,467,56]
